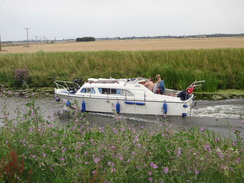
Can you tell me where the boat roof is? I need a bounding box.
[87,77,147,84]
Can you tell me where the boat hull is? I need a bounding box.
[55,90,194,117]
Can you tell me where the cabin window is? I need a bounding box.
[122,89,133,96]
[98,88,133,96]
[80,88,95,94]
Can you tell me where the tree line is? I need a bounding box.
[76,37,95,42]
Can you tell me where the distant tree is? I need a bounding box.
[76,37,95,42]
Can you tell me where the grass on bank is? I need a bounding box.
[0,48,243,91]
[0,91,243,183]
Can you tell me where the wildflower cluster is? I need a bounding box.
[0,91,243,182]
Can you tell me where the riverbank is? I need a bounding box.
[195,89,244,100]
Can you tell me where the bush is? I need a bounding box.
[76,37,95,42]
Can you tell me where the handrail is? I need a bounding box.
[187,80,205,89]
[54,80,81,90]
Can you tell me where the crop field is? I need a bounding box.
[1,37,244,53]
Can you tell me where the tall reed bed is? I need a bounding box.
[0,48,243,91]
[0,91,243,182]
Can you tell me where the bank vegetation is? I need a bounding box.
[0,48,243,91]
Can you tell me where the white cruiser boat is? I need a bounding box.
[54,78,204,117]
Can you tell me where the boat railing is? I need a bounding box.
[187,80,205,90]
[54,80,81,91]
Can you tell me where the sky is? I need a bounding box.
[0,0,244,41]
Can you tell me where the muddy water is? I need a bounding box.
[1,95,243,139]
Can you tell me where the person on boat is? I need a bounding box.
[154,74,165,94]
[143,77,154,91]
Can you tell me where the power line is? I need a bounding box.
[0,0,25,28]
[2,0,25,26]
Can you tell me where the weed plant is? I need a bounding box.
[0,48,243,91]
[0,90,243,182]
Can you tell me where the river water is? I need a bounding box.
[1,94,243,139]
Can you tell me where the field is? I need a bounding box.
[1,37,244,53]
[0,38,244,182]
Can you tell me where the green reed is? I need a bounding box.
[0,48,243,91]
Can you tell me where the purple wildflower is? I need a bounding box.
[177,147,182,156]
[150,162,158,169]
[215,137,220,142]
[195,170,199,175]
[204,144,211,152]
[94,158,101,163]
[164,167,169,174]
[60,157,65,161]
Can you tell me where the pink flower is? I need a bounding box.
[108,162,114,167]
[177,147,182,156]
[60,157,65,161]
[215,137,220,142]
[204,144,211,152]
[164,167,169,174]
[150,162,158,169]
[195,170,199,175]
[148,177,153,182]
[94,158,101,163]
